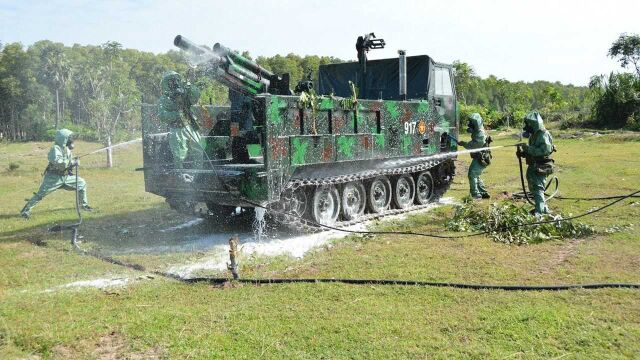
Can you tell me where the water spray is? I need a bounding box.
[252,207,267,242]
[77,138,143,159]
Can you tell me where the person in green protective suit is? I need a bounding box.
[458,113,491,199]
[517,111,555,215]
[20,129,92,219]
[158,71,203,169]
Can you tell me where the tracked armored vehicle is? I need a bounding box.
[141,33,458,230]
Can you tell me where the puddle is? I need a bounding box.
[160,218,205,233]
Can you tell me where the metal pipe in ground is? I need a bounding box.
[227,235,240,280]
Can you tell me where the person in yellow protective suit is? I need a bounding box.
[20,129,92,219]
[458,113,491,199]
[158,71,203,169]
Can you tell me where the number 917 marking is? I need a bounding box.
[404,121,417,135]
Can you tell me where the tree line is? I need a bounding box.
[1,34,637,142]
[0,39,343,142]
[453,62,591,129]
[454,32,640,130]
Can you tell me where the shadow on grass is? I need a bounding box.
[0,205,259,256]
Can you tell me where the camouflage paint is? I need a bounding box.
[268,97,287,125]
[337,135,356,158]
[401,134,413,155]
[143,89,459,206]
[240,170,268,200]
[384,101,400,121]
[247,144,262,157]
[356,103,366,127]
[417,101,430,114]
[291,137,309,165]
[319,97,334,110]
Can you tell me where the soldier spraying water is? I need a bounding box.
[457,113,492,199]
[517,111,556,215]
[20,129,93,219]
[158,71,204,170]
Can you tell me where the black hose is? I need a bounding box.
[182,277,640,291]
[497,189,640,232]
[65,239,640,291]
[49,162,83,235]
[517,151,535,205]
[556,194,640,201]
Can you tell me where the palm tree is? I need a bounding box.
[41,47,71,129]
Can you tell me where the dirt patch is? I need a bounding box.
[536,239,583,275]
[494,191,513,200]
[50,332,167,359]
[51,344,73,359]
[93,332,166,360]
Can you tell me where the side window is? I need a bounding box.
[434,67,453,96]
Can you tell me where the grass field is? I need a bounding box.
[1,130,639,359]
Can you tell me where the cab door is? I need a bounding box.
[430,65,457,150]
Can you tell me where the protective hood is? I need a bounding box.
[161,71,183,97]
[54,128,74,148]
[524,111,545,132]
[468,113,483,131]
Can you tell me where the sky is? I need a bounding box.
[1,0,638,86]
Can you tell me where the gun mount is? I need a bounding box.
[174,35,291,96]
[355,33,385,98]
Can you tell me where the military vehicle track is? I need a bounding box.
[268,158,455,233]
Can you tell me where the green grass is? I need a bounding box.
[1,131,639,358]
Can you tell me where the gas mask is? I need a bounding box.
[522,123,533,138]
[168,78,184,97]
[466,124,474,134]
[66,139,75,150]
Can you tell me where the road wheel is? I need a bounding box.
[367,176,392,213]
[393,174,415,209]
[341,181,366,220]
[282,187,308,220]
[415,171,434,205]
[311,185,340,226]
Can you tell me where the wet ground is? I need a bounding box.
[82,198,455,279]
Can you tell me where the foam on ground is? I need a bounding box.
[166,197,455,279]
[40,277,135,293]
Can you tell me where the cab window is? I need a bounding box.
[434,67,453,96]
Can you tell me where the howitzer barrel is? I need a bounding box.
[174,35,290,96]
[174,35,209,56]
[213,42,274,79]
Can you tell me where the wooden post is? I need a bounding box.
[107,135,113,168]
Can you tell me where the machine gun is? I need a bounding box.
[355,33,385,98]
[174,35,291,96]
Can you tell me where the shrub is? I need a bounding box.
[589,72,640,129]
[8,162,20,172]
[445,199,596,245]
